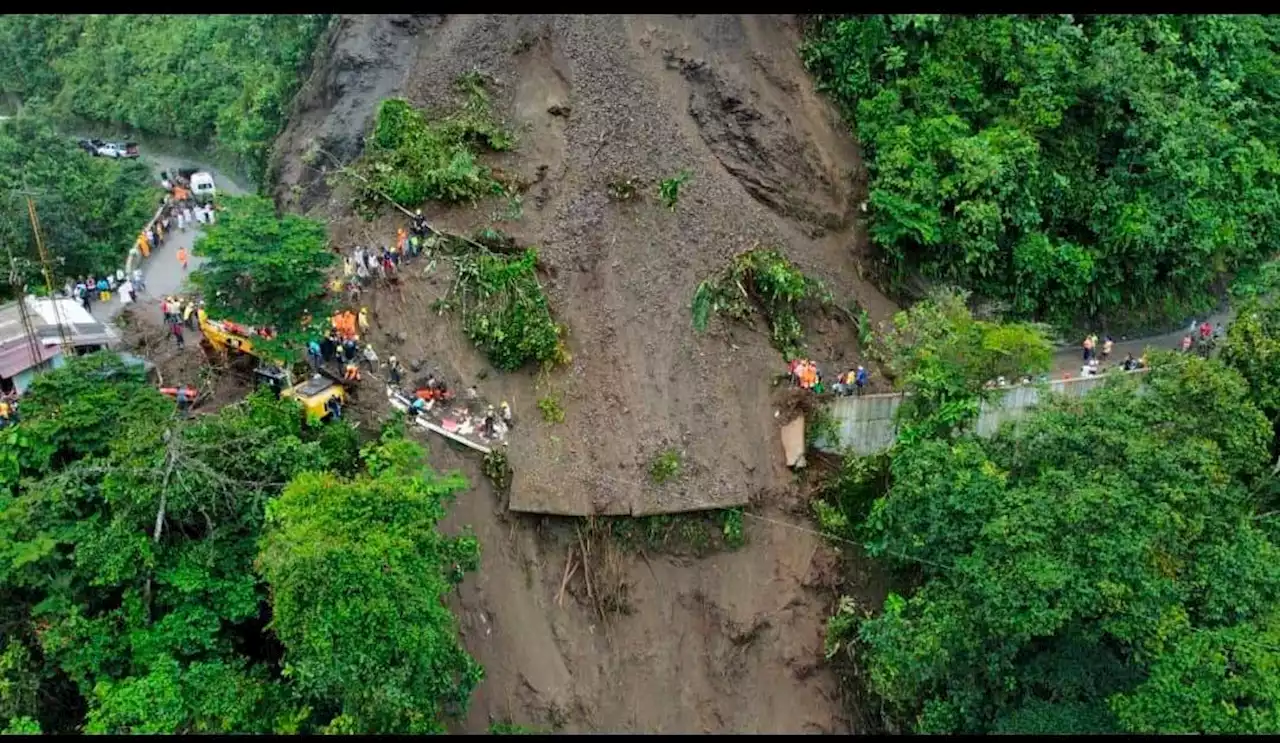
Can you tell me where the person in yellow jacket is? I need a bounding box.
[358,307,370,335]
[137,233,150,258]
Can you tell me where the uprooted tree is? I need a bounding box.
[691,248,833,359]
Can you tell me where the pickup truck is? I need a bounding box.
[92,141,139,159]
[77,138,104,154]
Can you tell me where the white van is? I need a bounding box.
[190,172,216,203]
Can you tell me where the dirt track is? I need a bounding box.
[272,13,890,734]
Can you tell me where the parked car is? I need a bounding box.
[78,138,105,154]
[95,141,139,159]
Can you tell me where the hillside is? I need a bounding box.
[273,13,896,517]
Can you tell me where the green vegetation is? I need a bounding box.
[872,288,1052,438]
[0,14,329,184]
[258,426,482,734]
[0,355,481,734]
[350,77,514,217]
[606,508,746,558]
[692,248,832,359]
[537,394,565,424]
[803,15,1280,332]
[648,448,683,485]
[489,720,542,734]
[657,170,691,210]
[190,195,337,359]
[819,285,1280,734]
[0,107,157,294]
[454,248,564,371]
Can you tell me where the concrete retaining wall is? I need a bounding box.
[820,371,1143,455]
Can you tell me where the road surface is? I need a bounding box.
[1048,307,1235,376]
[91,153,250,324]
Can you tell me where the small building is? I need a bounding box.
[0,296,123,395]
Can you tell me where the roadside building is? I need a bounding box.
[0,296,124,395]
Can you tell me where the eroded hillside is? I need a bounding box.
[274,14,894,517]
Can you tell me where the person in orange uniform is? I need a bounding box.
[176,247,188,270]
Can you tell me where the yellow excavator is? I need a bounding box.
[199,314,347,421]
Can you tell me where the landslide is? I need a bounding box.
[272,14,895,517]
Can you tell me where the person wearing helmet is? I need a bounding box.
[387,355,403,385]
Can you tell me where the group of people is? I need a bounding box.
[68,268,147,310]
[160,296,204,349]
[789,358,872,396]
[338,210,434,301]
[789,358,824,392]
[306,328,380,386]
[1179,319,1224,358]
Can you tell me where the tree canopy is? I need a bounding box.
[0,106,158,296]
[190,195,336,356]
[0,14,329,184]
[0,354,480,734]
[804,14,1280,332]
[822,298,1280,734]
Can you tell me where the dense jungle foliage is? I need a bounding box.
[0,107,158,296]
[820,289,1280,734]
[804,14,1280,332]
[0,355,481,734]
[0,14,330,184]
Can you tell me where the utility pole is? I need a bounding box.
[25,196,73,352]
[5,246,43,372]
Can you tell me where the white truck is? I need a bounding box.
[190,172,216,203]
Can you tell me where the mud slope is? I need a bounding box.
[271,14,440,212]
[277,14,894,517]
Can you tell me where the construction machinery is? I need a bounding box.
[198,313,347,421]
[254,365,346,421]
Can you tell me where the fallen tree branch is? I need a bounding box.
[314,147,495,256]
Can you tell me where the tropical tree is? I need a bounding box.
[258,427,483,734]
[190,195,336,357]
[804,15,1280,332]
[826,352,1280,734]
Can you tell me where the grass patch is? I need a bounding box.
[658,170,691,210]
[691,248,833,359]
[349,73,514,217]
[806,405,840,450]
[537,393,565,424]
[648,447,683,485]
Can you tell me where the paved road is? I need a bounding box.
[1048,307,1235,376]
[90,153,250,324]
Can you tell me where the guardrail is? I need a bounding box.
[816,369,1149,455]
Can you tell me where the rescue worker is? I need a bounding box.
[96,276,110,303]
[855,365,869,396]
[0,398,11,429]
[175,386,192,417]
[362,343,379,372]
[172,321,185,350]
[182,300,196,330]
[387,355,403,386]
[343,360,361,382]
[500,401,513,429]
[325,395,343,421]
[358,307,370,335]
[176,247,188,271]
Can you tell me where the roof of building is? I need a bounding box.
[0,296,120,379]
